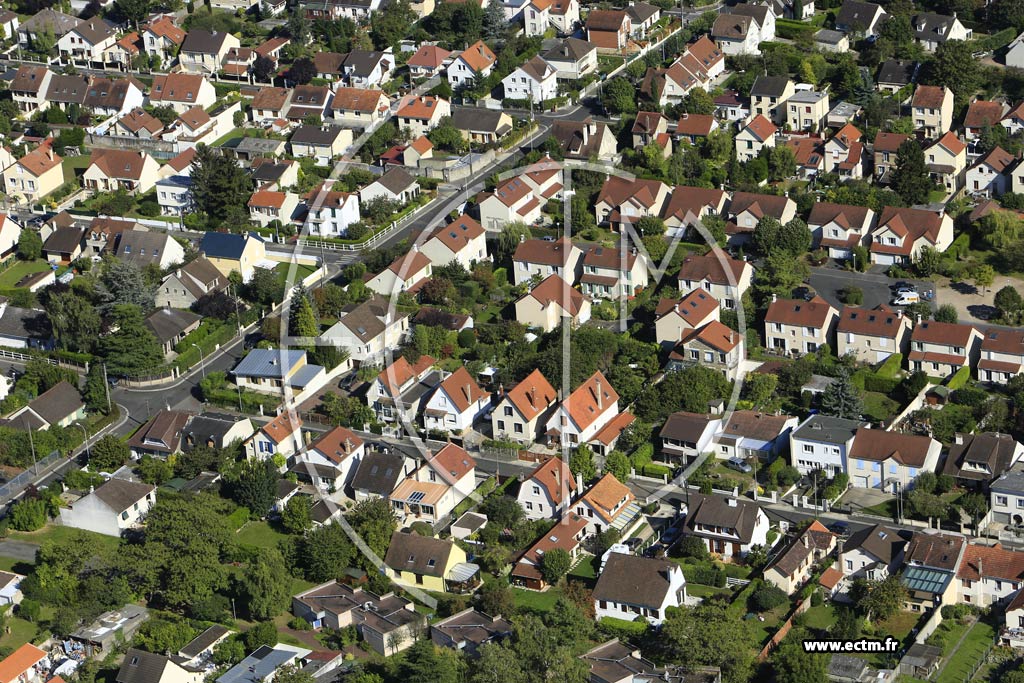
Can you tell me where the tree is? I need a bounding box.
[539,548,571,585]
[927,40,980,100]
[240,549,291,620]
[778,218,812,256]
[603,77,637,115]
[189,145,253,224]
[603,451,631,483]
[891,139,933,205]
[771,628,828,683]
[89,435,129,472]
[992,0,1024,30]
[908,489,948,522]
[960,492,989,527]
[661,603,755,683]
[347,497,397,561]
[230,459,279,515]
[46,291,102,353]
[301,522,356,582]
[751,584,788,612]
[272,665,315,683]
[96,305,163,376]
[752,216,782,256]
[681,88,715,115]
[969,264,995,292]
[289,287,320,340]
[767,145,796,181]
[246,266,285,306]
[288,57,316,84]
[399,638,462,683]
[569,444,597,483]
[753,250,810,305]
[17,230,42,260]
[996,285,1024,323]
[98,259,155,312]
[244,621,279,650]
[820,369,864,419]
[934,304,958,324]
[475,577,516,618]
[281,495,311,534]
[116,0,151,26]
[635,216,666,236]
[252,55,276,82]
[854,576,907,622]
[472,643,526,683]
[10,498,47,531]
[83,364,109,414]
[482,0,508,39]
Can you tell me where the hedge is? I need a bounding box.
[875,353,903,379]
[688,565,727,587]
[946,366,971,391]
[639,463,672,478]
[863,374,899,394]
[598,616,649,638]
[974,27,1016,52]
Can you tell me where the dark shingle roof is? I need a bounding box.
[593,553,681,610]
[92,478,155,512]
[384,531,455,578]
[750,75,791,98]
[877,59,917,86]
[144,307,201,344]
[844,524,905,564]
[351,451,406,496]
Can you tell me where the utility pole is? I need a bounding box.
[24,417,36,475]
[101,362,112,414]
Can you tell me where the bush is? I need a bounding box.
[839,287,863,305]
[598,616,649,638]
[689,565,727,587]
[863,374,899,394]
[811,590,823,606]
[289,617,312,631]
[9,498,47,531]
[751,584,788,612]
[946,366,971,390]
[676,535,710,560]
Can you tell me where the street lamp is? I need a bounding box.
[192,343,206,379]
[75,422,90,460]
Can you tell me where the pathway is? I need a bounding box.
[933,618,980,683]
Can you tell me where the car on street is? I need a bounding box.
[828,521,851,537]
[725,456,753,474]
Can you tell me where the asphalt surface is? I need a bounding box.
[808,264,935,313]
[0,540,39,563]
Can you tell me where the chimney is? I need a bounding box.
[730,331,735,345]
[576,472,583,491]
[955,433,964,445]
[554,462,560,487]
[916,314,923,324]
[529,386,537,407]
[802,534,809,549]
[896,309,903,318]
[595,376,603,410]
[772,292,778,303]
[465,383,472,402]
[726,497,737,507]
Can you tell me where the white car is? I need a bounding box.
[892,293,921,306]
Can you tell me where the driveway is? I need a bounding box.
[808,266,934,313]
[0,540,39,563]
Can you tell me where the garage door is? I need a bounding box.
[854,476,870,488]
[829,248,851,260]
[874,254,896,266]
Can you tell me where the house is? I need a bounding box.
[912,12,971,51]
[360,168,419,205]
[659,411,722,465]
[431,608,513,656]
[837,304,911,362]
[789,414,867,477]
[925,131,967,194]
[991,464,1024,525]
[18,8,80,48]
[661,186,728,238]
[964,100,1006,141]
[285,85,331,122]
[764,295,839,355]
[142,16,186,63]
[248,190,299,226]
[323,295,410,363]
[580,244,648,299]
[293,426,364,491]
[943,432,1024,491]
[289,126,351,165]
[873,132,911,183]
[573,472,639,536]
[764,521,837,594]
[594,176,670,231]
[551,118,617,159]
[407,45,451,77]
[420,214,487,270]
[477,176,543,230]
[814,29,849,52]
[7,380,85,431]
[352,451,415,501]
[233,348,326,395]
[848,428,941,490]
[957,543,1024,607]
[490,369,556,445]
[979,328,1024,383]
[513,237,583,285]
[83,149,160,195]
[422,367,490,434]
[594,553,686,625]
[144,308,202,356]
[57,16,116,67]
[114,230,184,269]
[713,410,798,460]
[329,87,390,126]
[502,56,558,102]
[632,112,668,149]
[725,192,797,244]
[179,29,240,73]
[245,411,305,461]
[303,183,360,237]
[683,492,770,558]
[546,371,619,449]
[512,513,589,589]
[447,40,497,89]
[967,146,1015,198]
[654,290,721,349]
[125,409,192,458]
[42,226,85,266]
[728,3,774,42]
[3,143,63,203]
[675,114,718,146]
[216,645,311,683]
[365,354,438,425]
[541,37,598,79]
[0,571,24,607]
[786,90,830,133]
[783,136,826,180]
[0,644,47,683]
[200,231,267,282]
[711,13,761,55]
[586,10,631,51]
[395,95,451,137]
[809,201,874,260]
[182,412,254,452]
[383,531,473,592]
[341,49,394,89]
[449,107,514,144]
[625,1,660,36]
[836,0,887,35]
[735,114,777,163]
[840,523,906,580]
[250,86,291,122]
[877,59,916,95]
[115,108,165,138]
[292,581,424,654]
[158,256,227,309]
[908,319,982,378]
[518,456,575,519]
[366,250,432,296]
[869,206,954,266]
[911,85,954,139]
[116,648,203,683]
[148,73,217,113]
[10,65,53,114]
[749,76,794,124]
[669,321,745,381]
[514,273,591,332]
[60,478,156,537]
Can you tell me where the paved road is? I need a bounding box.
[0,540,39,563]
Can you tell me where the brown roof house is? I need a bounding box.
[545,371,620,450]
[491,368,558,446]
[868,205,954,266]
[2,142,63,202]
[157,256,227,309]
[514,273,591,332]
[724,191,797,246]
[431,608,512,656]
[655,289,720,349]
[7,380,84,432]
[943,432,1024,491]
[683,492,770,559]
[978,328,1024,383]
[551,117,617,160]
[586,10,631,51]
[848,427,941,490]
[573,472,639,536]
[421,366,491,435]
[420,213,487,270]
[808,201,875,260]
[836,304,911,363]
[911,84,954,139]
[512,236,583,285]
[382,530,473,593]
[477,176,544,231]
[59,477,156,537]
[840,523,907,580]
[659,411,722,465]
[873,131,911,183]
[713,410,799,461]
[908,319,982,379]
[126,408,192,458]
[764,295,838,356]
[446,40,496,89]
[322,294,410,363]
[517,455,575,519]
[83,149,160,194]
[764,520,837,594]
[593,552,687,626]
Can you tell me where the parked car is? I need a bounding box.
[828,521,850,537]
[892,292,921,306]
[725,457,753,474]
[624,537,644,551]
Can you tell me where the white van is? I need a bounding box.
[892,292,920,306]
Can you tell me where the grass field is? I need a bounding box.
[61,155,91,184]
[802,604,836,632]
[863,391,900,422]
[0,259,52,289]
[236,520,291,550]
[512,587,563,613]
[274,262,317,286]
[935,619,996,683]
[9,525,122,556]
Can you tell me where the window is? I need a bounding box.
[532,485,540,496]
[803,444,813,453]
[871,462,880,472]
[496,420,505,430]
[997,495,1008,506]
[514,423,523,434]
[846,559,853,570]
[857,460,864,470]
[889,464,897,474]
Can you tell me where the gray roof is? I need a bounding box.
[114,231,177,267]
[27,380,83,426]
[626,1,659,22]
[912,13,959,42]
[351,451,407,496]
[178,625,231,659]
[750,75,792,98]
[43,226,85,254]
[371,167,418,194]
[944,432,1022,482]
[72,16,114,44]
[217,646,304,683]
[814,29,846,44]
[431,608,512,649]
[660,411,715,443]
[792,415,866,445]
[233,349,306,379]
[92,478,155,513]
[582,641,659,683]
[993,463,1024,495]
[0,305,50,343]
[117,649,177,683]
[46,74,89,104]
[181,29,232,55]
[144,307,201,344]
[877,59,917,86]
[835,0,884,30]
[182,413,246,451]
[291,125,345,146]
[727,3,771,25]
[843,523,905,564]
[233,137,287,154]
[593,553,681,610]
[684,493,762,543]
[450,106,511,134]
[343,49,389,76]
[21,8,80,35]
[338,295,402,343]
[829,654,871,682]
[788,90,827,104]
[384,531,454,578]
[541,37,596,63]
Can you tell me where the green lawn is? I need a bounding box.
[8,525,122,556]
[876,610,920,642]
[686,583,731,599]
[935,619,996,683]
[568,555,598,580]
[863,391,900,422]
[861,499,898,518]
[0,616,39,651]
[0,259,52,289]
[61,155,91,184]
[512,587,564,614]
[236,520,292,550]
[802,604,836,632]
[274,262,318,286]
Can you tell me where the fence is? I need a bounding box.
[297,196,435,252]
[0,348,89,374]
[0,451,63,506]
[757,594,813,662]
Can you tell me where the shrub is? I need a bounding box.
[676,535,710,560]
[946,366,971,390]
[9,498,47,531]
[863,374,899,393]
[839,286,863,305]
[811,590,823,607]
[751,584,788,612]
[689,565,727,587]
[289,617,312,631]
[598,616,649,638]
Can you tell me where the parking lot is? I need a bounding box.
[808,265,934,313]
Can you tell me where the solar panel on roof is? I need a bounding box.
[408,491,426,503]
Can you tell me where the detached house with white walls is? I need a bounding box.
[447,40,497,89]
[979,329,1024,383]
[324,295,410,363]
[676,252,752,310]
[60,478,156,537]
[512,237,583,284]
[840,524,906,580]
[476,177,543,230]
[594,553,686,626]
[911,85,954,139]
[366,250,432,296]
[909,320,982,378]
[579,245,648,299]
[789,414,867,478]
[735,115,777,163]
[967,146,1015,198]
[492,368,558,445]
[518,456,576,520]
[502,56,558,102]
[420,214,487,270]
[683,492,770,558]
[366,354,439,426]
[245,411,305,462]
[764,521,837,595]
[395,96,451,137]
[545,371,619,448]
[292,426,364,492]
[422,367,491,435]
[654,290,720,350]
[869,206,954,265]
[574,473,640,536]
[514,274,591,332]
[659,411,722,464]
[847,428,941,490]
[808,201,875,261]
[389,443,476,524]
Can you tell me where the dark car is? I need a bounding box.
[624,537,644,551]
[828,521,851,537]
[645,543,666,558]
[793,286,815,301]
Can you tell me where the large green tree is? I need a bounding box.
[98,260,155,312]
[820,369,864,419]
[46,291,102,353]
[661,602,755,683]
[230,459,279,515]
[189,145,253,224]
[89,435,129,472]
[96,305,163,376]
[240,548,291,620]
[771,628,829,683]
[890,139,933,206]
[603,77,637,115]
[926,40,980,100]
